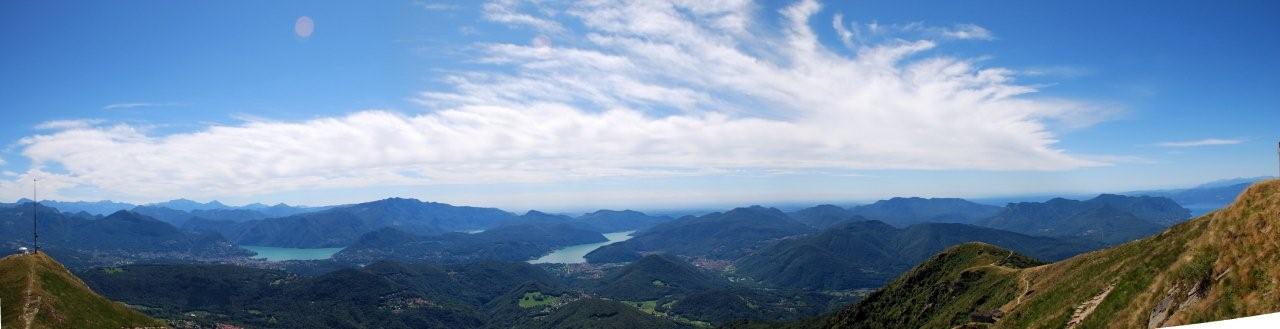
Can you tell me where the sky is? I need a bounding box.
[0,0,1276,212]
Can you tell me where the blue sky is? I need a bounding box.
[0,0,1276,212]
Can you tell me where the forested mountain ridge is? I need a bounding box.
[0,205,248,263]
[735,220,1094,290]
[184,197,520,248]
[849,197,1002,227]
[333,221,606,264]
[584,206,814,263]
[978,194,1189,244]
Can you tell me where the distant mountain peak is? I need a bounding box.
[723,205,785,217]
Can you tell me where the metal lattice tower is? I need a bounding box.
[32,178,39,254]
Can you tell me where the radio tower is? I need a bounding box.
[32,178,38,254]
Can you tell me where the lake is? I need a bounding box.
[243,245,345,261]
[527,231,635,264]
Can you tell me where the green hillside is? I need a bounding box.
[0,253,163,329]
[522,299,692,329]
[735,220,1091,290]
[798,180,1280,328]
[595,254,727,300]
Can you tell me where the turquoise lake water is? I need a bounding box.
[243,245,345,261]
[527,231,635,264]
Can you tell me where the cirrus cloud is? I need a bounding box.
[1156,138,1244,148]
[8,0,1108,202]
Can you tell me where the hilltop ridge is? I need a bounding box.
[0,252,163,329]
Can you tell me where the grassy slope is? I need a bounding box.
[800,243,1040,329]
[802,180,1280,329]
[0,253,163,329]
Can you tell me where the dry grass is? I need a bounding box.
[823,180,1280,329]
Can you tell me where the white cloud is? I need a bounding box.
[1156,138,1244,148]
[102,102,179,110]
[831,16,995,50]
[414,1,459,11]
[34,119,102,130]
[483,0,564,33]
[0,169,78,202]
[1020,66,1094,78]
[939,23,994,40]
[6,0,1108,201]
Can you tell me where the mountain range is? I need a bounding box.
[735,220,1095,290]
[333,222,607,264]
[779,179,1280,328]
[978,194,1189,244]
[788,198,1002,229]
[0,205,248,264]
[184,198,519,248]
[1127,176,1274,215]
[0,179,1271,328]
[585,206,815,263]
[180,198,672,249]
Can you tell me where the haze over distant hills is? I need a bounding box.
[847,198,1003,227]
[1126,176,1274,215]
[978,194,1189,244]
[11,197,323,217]
[0,205,249,267]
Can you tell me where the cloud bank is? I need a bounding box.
[5,0,1106,201]
[1156,138,1244,148]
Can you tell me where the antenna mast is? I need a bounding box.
[32,178,38,254]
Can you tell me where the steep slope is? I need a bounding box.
[850,197,1002,226]
[736,221,1093,290]
[801,243,1041,328]
[0,253,163,329]
[802,180,1280,328]
[979,194,1188,245]
[584,206,813,263]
